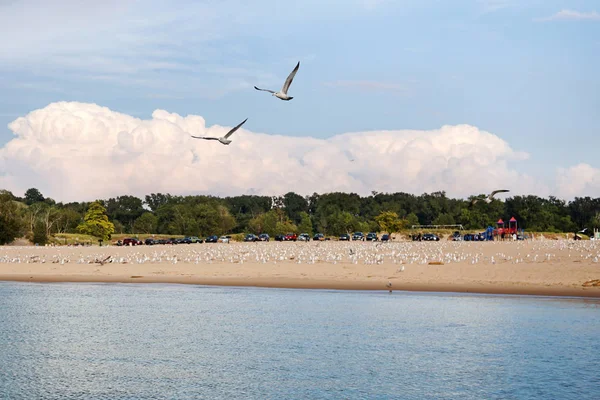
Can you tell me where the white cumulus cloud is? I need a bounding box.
[0,101,566,202]
[556,164,600,199]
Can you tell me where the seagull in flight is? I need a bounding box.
[191,118,248,145]
[254,61,300,101]
[95,256,111,266]
[470,189,510,207]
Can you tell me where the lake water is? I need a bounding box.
[1,282,599,399]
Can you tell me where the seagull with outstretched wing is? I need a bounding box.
[191,118,248,145]
[470,189,510,207]
[95,256,111,266]
[254,61,300,101]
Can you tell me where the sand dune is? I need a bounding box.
[1,240,599,297]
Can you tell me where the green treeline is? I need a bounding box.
[1,188,599,245]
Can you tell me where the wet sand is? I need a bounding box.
[1,240,599,297]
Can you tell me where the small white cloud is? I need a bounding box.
[361,0,388,10]
[145,93,185,100]
[477,0,513,14]
[536,9,600,22]
[0,102,559,202]
[324,80,406,93]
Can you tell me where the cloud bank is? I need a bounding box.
[0,102,595,202]
[537,9,600,22]
[556,164,600,199]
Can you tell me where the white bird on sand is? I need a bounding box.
[254,61,300,101]
[470,189,510,206]
[191,118,248,145]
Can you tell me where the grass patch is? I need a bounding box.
[51,233,99,245]
[51,233,186,245]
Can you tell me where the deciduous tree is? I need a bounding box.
[133,212,158,234]
[375,211,404,234]
[297,212,313,235]
[77,201,115,241]
[0,191,25,244]
[24,188,45,205]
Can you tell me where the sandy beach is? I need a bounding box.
[1,240,599,297]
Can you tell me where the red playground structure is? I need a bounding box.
[495,217,519,239]
[508,217,518,234]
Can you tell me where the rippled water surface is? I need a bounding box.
[1,282,599,399]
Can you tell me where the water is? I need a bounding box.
[1,282,599,399]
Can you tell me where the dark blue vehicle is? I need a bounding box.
[205,235,218,243]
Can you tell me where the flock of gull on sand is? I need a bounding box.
[2,240,599,267]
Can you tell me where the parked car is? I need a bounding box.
[366,232,378,241]
[422,233,440,241]
[313,233,325,241]
[463,233,483,241]
[122,237,142,246]
[274,234,285,242]
[284,233,298,241]
[451,231,462,241]
[352,232,365,241]
[178,237,192,244]
[258,233,270,242]
[244,234,259,242]
[339,233,351,241]
[381,234,390,242]
[218,236,230,243]
[205,235,219,243]
[298,233,310,241]
[156,239,167,245]
[144,238,157,245]
[185,236,202,243]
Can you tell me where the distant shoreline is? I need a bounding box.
[1,274,599,298]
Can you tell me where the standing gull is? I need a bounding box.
[254,61,300,101]
[191,118,248,145]
[470,189,510,207]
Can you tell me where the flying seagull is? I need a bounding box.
[470,189,510,207]
[254,61,300,101]
[191,118,248,145]
[95,256,111,266]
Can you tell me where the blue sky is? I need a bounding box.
[0,0,599,199]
